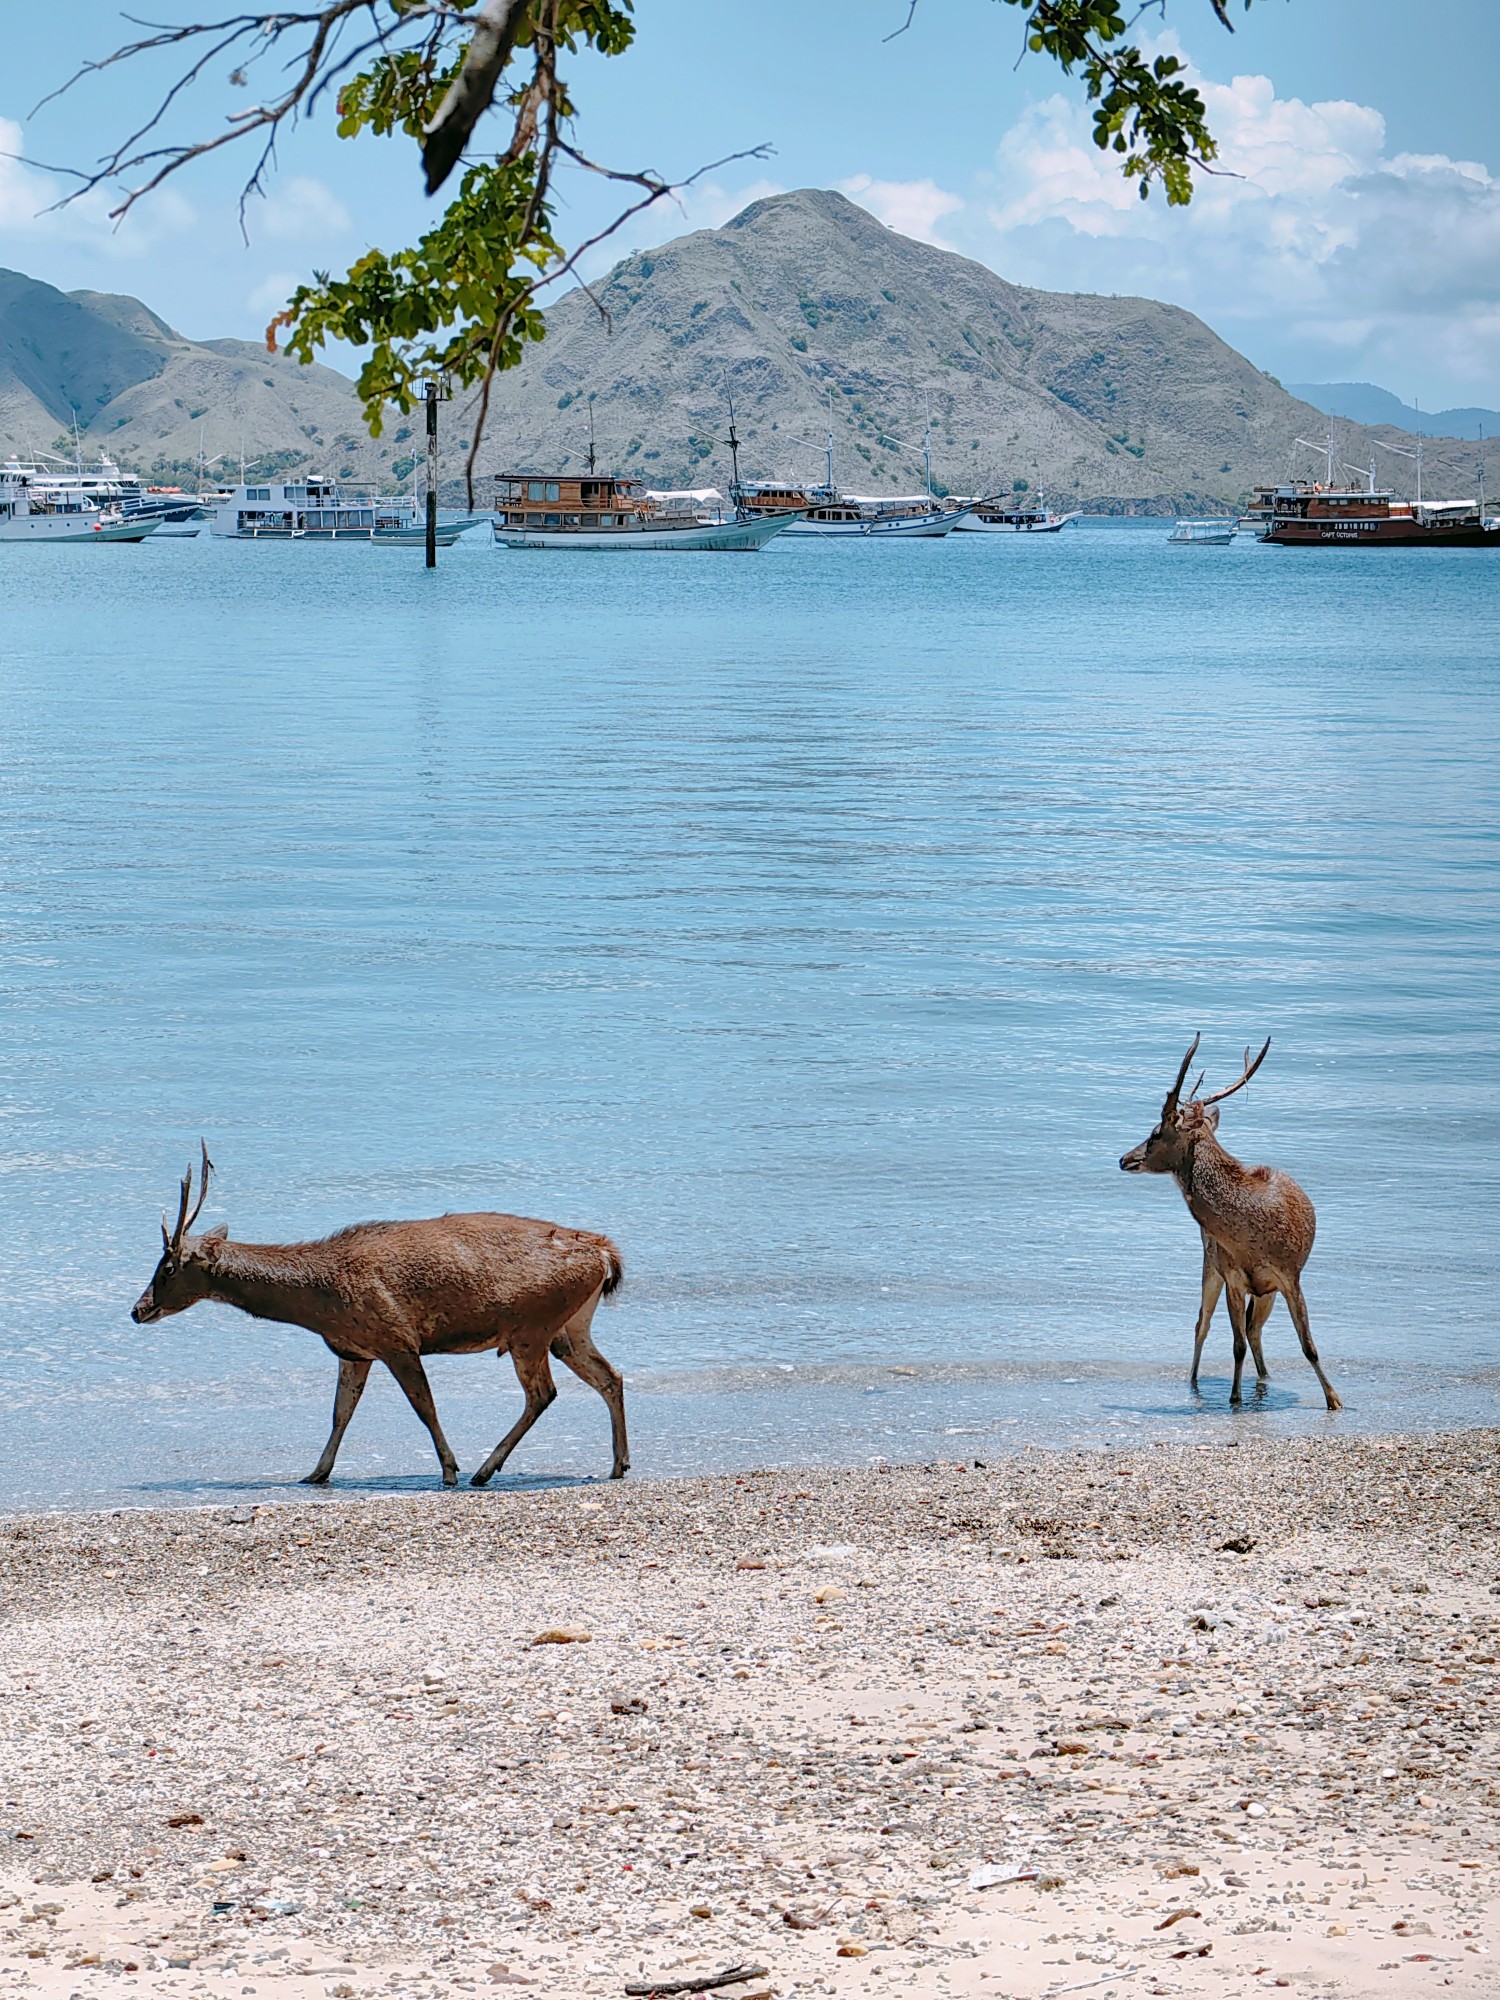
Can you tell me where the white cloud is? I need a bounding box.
[0,116,196,260]
[841,172,963,247]
[256,175,352,242]
[966,44,1500,402]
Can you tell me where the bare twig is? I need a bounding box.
[623,1968,768,1999]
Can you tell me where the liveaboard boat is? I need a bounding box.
[1259,483,1497,547]
[0,462,159,542]
[210,476,483,544]
[490,472,799,550]
[955,493,1081,533]
[1256,432,1497,547]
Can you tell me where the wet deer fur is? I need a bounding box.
[131,1145,629,1486]
[1119,1038,1341,1411]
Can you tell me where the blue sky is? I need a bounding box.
[3,1,1497,407]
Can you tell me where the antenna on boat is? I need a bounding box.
[586,397,597,477]
[825,386,835,497]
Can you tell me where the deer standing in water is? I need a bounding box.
[130,1146,630,1485]
[1120,1038,1341,1411]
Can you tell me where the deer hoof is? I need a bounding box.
[1325,1391,1344,1412]
[301,1470,331,1486]
[611,1462,630,1480]
[469,1469,493,1488]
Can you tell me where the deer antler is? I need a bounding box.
[165,1140,215,1254]
[1162,1033,1201,1119]
[1200,1037,1271,1108]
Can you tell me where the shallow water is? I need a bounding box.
[1,522,1497,1510]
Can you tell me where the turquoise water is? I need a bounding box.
[2,523,1498,1510]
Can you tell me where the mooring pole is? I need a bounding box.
[425,380,439,568]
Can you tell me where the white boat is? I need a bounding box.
[956,494,1080,533]
[735,481,971,538]
[491,471,799,550]
[14,448,210,533]
[1168,518,1237,545]
[0,463,159,542]
[211,475,484,543]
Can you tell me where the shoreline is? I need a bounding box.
[7,1363,1500,1523]
[2,1429,1497,1999]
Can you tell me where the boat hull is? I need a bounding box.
[0,515,159,543]
[955,511,1079,534]
[1263,520,1500,547]
[492,511,798,551]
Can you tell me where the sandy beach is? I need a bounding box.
[1,1430,1496,2000]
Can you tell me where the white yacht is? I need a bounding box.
[211,475,484,544]
[0,463,159,543]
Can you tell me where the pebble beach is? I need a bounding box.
[1,1430,1497,2000]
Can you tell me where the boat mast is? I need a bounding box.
[587,398,597,476]
[725,393,744,510]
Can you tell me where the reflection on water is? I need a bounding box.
[1,524,1497,1510]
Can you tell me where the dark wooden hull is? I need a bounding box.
[1264,520,1499,547]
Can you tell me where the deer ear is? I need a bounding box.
[1206,1106,1221,1130]
[199,1222,230,1243]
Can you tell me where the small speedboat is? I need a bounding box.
[1168,519,1237,545]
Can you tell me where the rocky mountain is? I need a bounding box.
[0,269,403,486]
[470,189,1498,510]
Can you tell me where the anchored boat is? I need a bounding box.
[1168,518,1237,545]
[210,476,483,543]
[955,494,1081,533]
[490,472,799,550]
[0,463,159,543]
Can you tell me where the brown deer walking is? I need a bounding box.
[130,1146,630,1486]
[1120,1038,1342,1411]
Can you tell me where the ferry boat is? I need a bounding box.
[1168,518,1237,545]
[0,463,159,542]
[210,476,482,544]
[736,481,971,537]
[1260,484,1497,547]
[491,472,799,550]
[955,494,1081,533]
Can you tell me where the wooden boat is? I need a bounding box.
[491,472,799,550]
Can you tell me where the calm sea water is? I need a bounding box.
[1,522,1497,1512]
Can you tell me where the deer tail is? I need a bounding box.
[599,1237,624,1298]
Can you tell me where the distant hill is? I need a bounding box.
[0,268,406,486]
[5,200,1496,506]
[1289,381,1500,444]
[470,190,1498,509]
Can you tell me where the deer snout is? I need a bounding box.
[1119,1143,1147,1173]
[131,1294,162,1325]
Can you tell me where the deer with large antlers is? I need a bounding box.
[1120,1038,1341,1411]
[130,1146,630,1485]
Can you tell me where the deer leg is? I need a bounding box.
[302,1356,372,1484]
[383,1351,460,1487]
[469,1346,557,1487]
[1282,1280,1342,1412]
[1190,1236,1224,1392]
[552,1309,630,1479]
[1246,1292,1274,1383]
[1226,1279,1250,1405]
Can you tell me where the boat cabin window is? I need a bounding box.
[544,513,561,527]
[247,487,271,501]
